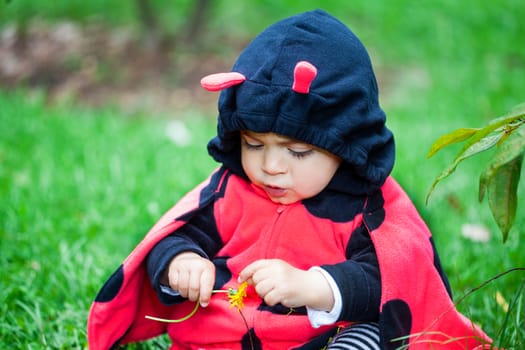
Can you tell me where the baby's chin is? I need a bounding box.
[266,192,304,205]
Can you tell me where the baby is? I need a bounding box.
[88,9,491,350]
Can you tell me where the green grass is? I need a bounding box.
[0,90,217,348]
[1,1,524,349]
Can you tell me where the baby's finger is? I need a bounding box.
[238,259,268,284]
[187,270,202,302]
[167,269,179,290]
[175,269,190,298]
[252,278,274,299]
[199,268,215,307]
[261,288,281,307]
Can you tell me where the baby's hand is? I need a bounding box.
[238,259,334,311]
[165,252,215,307]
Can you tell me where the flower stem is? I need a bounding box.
[145,301,199,323]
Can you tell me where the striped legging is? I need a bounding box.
[326,323,381,350]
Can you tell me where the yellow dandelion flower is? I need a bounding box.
[228,281,248,310]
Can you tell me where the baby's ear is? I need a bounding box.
[200,72,246,91]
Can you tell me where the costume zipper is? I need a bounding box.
[254,204,288,341]
[262,204,287,258]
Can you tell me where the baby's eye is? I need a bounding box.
[288,148,314,159]
[242,139,263,150]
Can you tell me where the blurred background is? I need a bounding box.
[1,0,524,348]
[2,0,521,117]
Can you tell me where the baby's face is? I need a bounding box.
[240,131,341,204]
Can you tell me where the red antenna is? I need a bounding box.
[201,72,246,91]
[292,61,317,94]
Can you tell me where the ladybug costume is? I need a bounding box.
[87,10,491,349]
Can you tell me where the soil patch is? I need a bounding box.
[0,21,243,116]
[0,21,408,117]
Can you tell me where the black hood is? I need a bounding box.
[207,9,395,195]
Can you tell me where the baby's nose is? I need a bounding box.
[262,150,286,175]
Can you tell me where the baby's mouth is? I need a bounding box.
[263,184,288,198]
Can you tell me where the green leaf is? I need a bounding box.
[427,104,524,160]
[451,106,525,162]
[426,131,504,203]
[479,125,525,202]
[427,128,479,158]
[426,103,525,204]
[486,153,523,242]
[485,102,525,129]
[505,101,525,118]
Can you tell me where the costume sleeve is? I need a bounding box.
[320,223,381,322]
[146,202,223,304]
[306,267,343,327]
